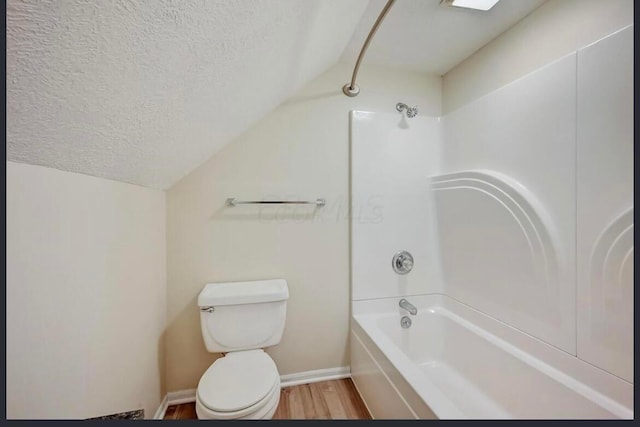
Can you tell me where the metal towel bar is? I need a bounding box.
[226,198,325,207]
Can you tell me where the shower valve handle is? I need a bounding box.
[392,251,414,274]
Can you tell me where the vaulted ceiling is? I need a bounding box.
[7,0,546,190]
[6,0,370,189]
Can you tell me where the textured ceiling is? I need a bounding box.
[341,0,547,75]
[7,0,546,190]
[7,0,369,189]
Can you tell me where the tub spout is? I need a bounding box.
[399,298,417,315]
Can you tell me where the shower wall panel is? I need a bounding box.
[350,111,443,301]
[439,54,578,354]
[576,26,634,383]
[437,26,634,380]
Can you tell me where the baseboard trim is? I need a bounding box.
[153,395,169,420]
[280,366,351,388]
[157,366,352,416]
[167,388,197,406]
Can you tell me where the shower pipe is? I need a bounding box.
[343,0,397,97]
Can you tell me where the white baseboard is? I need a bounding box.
[167,388,197,405]
[155,366,352,416]
[153,395,169,420]
[280,366,351,388]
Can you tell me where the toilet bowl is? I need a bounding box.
[196,280,289,420]
[195,349,281,420]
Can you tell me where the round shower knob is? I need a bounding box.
[392,251,414,275]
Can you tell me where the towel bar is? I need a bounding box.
[226,198,326,207]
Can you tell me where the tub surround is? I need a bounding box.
[349,24,633,420]
[350,111,444,302]
[575,25,634,383]
[440,52,578,354]
[439,24,634,376]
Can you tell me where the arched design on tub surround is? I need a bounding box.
[430,170,573,354]
[581,208,633,382]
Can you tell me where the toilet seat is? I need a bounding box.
[196,349,281,419]
[195,376,281,420]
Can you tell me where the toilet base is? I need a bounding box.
[195,378,281,420]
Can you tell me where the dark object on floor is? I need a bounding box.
[88,409,144,420]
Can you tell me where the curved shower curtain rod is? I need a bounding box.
[343,0,397,97]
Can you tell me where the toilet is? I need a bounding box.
[195,279,289,420]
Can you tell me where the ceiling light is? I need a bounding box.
[440,0,500,11]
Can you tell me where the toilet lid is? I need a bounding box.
[197,350,279,413]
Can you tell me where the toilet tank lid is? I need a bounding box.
[198,279,289,307]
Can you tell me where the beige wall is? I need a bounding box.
[165,62,442,392]
[6,161,166,419]
[443,0,634,113]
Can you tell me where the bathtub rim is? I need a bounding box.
[351,294,633,419]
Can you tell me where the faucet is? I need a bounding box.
[399,298,417,316]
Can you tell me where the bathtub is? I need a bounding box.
[350,295,633,419]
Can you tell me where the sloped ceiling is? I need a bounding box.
[7,0,369,189]
[342,0,547,75]
[7,0,546,190]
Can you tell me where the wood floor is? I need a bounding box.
[164,378,371,420]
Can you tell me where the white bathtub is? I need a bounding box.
[350,295,633,419]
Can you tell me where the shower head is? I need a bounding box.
[396,102,418,118]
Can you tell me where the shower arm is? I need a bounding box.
[343,0,397,97]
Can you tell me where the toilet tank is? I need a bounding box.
[197,279,289,353]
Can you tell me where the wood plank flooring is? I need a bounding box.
[163,402,197,420]
[163,378,371,420]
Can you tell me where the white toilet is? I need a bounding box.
[195,279,289,420]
